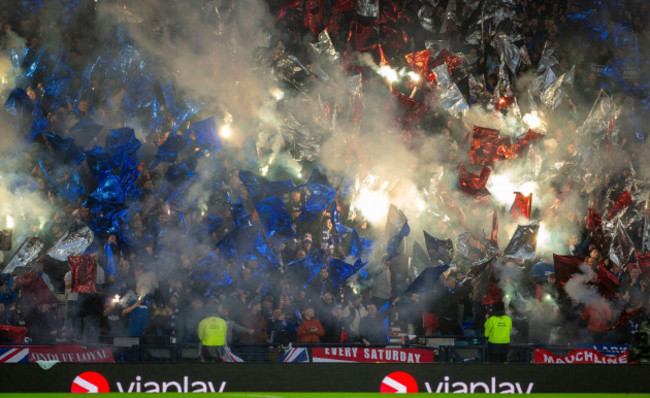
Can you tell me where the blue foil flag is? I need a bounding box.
[191,117,221,150]
[405,265,450,294]
[28,103,48,141]
[566,9,609,41]
[155,132,192,164]
[39,158,86,203]
[68,119,104,141]
[328,257,367,289]
[4,88,34,117]
[286,249,328,288]
[86,173,126,207]
[385,204,410,260]
[105,243,116,277]
[247,230,281,270]
[85,145,112,177]
[423,231,454,266]
[43,132,85,164]
[105,127,141,165]
[304,169,336,214]
[255,196,295,239]
[350,229,373,259]
[239,170,295,204]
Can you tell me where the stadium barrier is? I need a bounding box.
[0,362,648,393]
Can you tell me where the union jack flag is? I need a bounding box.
[277,347,309,363]
[0,348,29,363]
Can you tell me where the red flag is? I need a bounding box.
[14,271,59,306]
[607,191,633,219]
[68,254,97,294]
[490,210,498,244]
[470,126,510,166]
[331,0,355,12]
[510,192,532,220]
[509,129,544,156]
[404,50,433,81]
[0,325,28,344]
[430,49,464,77]
[304,0,326,36]
[587,207,606,249]
[608,307,646,330]
[598,265,619,299]
[637,251,650,280]
[553,254,584,288]
[482,266,502,305]
[457,163,491,196]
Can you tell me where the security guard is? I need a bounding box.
[198,304,228,362]
[484,301,512,362]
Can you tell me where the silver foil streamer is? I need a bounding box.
[540,69,569,109]
[432,63,468,117]
[527,144,543,177]
[468,74,492,105]
[2,237,46,275]
[273,54,312,88]
[357,0,380,18]
[577,90,621,137]
[491,32,521,74]
[440,0,457,34]
[418,6,436,33]
[537,41,558,72]
[46,220,95,262]
[609,219,635,266]
[642,208,650,254]
[531,67,556,95]
[502,222,540,262]
[310,30,339,62]
[283,114,322,162]
[519,45,532,67]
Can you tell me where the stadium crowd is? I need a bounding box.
[0,0,648,359]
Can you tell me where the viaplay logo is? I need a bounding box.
[71,372,110,393]
[71,372,226,393]
[380,372,535,394]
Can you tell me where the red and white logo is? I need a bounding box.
[380,371,419,393]
[71,371,110,393]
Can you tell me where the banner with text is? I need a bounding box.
[312,347,434,363]
[533,348,627,364]
[0,345,114,363]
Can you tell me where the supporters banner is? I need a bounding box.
[312,347,434,363]
[533,348,627,364]
[0,345,114,363]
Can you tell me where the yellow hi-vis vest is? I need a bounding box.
[484,315,512,344]
[198,316,227,346]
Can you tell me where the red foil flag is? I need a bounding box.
[470,126,510,166]
[457,163,491,196]
[588,208,606,249]
[490,209,498,244]
[69,254,97,294]
[304,0,326,36]
[607,190,633,219]
[510,192,532,220]
[608,307,646,330]
[404,50,434,81]
[509,129,544,156]
[637,251,650,281]
[553,254,585,289]
[431,49,465,78]
[482,266,502,305]
[14,271,59,306]
[0,325,28,344]
[331,0,355,12]
[598,265,619,299]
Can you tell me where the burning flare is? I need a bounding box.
[6,215,14,229]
